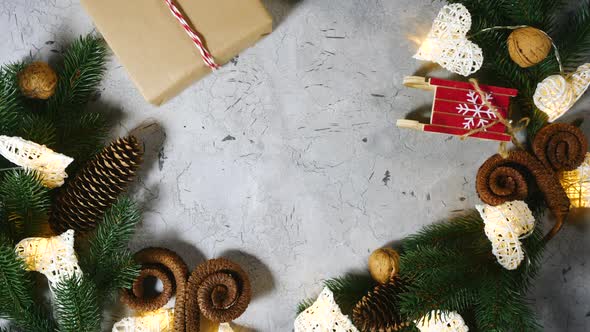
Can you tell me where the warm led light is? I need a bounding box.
[534,63,590,122]
[294,287,358,332]
[415,311,468,332]
[560,153,590,208]
[413,4,483,76]
[476,201,535,270]
[14,230,81,286]
[0,136,73,188]
[112,308,174,332]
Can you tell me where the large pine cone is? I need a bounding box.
[353,279,408,332]
[50,136,143,234]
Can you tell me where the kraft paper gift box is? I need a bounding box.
[81,0,273,105]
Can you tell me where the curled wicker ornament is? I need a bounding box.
[184,258,251,330]
[120,247,189,332]
[476,123,587,240]
[121,250,252,332]
[476,151,570,240]
[532,123,588,172]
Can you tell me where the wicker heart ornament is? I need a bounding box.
[414,4,483,76]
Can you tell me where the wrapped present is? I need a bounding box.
[397,76,519,142]
[81,0,273,105]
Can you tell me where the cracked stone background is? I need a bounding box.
[1,0,589,331]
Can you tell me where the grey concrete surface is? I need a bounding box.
[0,0,589,331]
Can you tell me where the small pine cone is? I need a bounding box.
[353,279,408,332]
[50,136,143,234]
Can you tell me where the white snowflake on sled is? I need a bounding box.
[456,90,496,129]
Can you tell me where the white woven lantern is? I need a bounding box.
[476,201,535,270]
[414,4,483,76]
[14,230,81,286]
[294,287,359,332]
[534,63,590,122]
[0,135,73,188]
[415,310,469,332]
[112,309,174,332]
[560,153,590,208]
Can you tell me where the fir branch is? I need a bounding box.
[0,170,50,241]
[402,211,486,252]
[47,35,109,165]
[0,237,54,332]
[555,0,590,71]
[48,35,107,113]
[53,275,101,332]
[57,112,107,168]
[18,113,57,148]
[296,297,315,314]
[325,274,376,316]
[80,197,141,305]
[0,63,27,137]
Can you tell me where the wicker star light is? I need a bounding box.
[112,308,174,332]
[112,309,236,332]
[0,136,73,188]
[415,311,469,332]
[476,201,535,270]
[534,63,590,122]
[560,153,590,208]
[14,230,81,286]
[414,4,483,76]
[294,287,359,332]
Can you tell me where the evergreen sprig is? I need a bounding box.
[0,64,26,139]
[54,275,101,332]
[80,197,141,306]
[0,170,50,241]
[0,238,55,332]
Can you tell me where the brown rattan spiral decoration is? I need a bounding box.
[120,247,189,331]
[121,248,251,331]
[476,123,588,240]
[184,258,252,330]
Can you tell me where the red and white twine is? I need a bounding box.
[163,0,219,70]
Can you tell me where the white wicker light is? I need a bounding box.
[414,4,483,76]
[0,135,73,188]
[294,287,359,332]
[560,153,590,208]
[476,201,535,270]
[534,63,590,122]
[415,310,469,332]
[14,230,81,286]
[112,309,174,332]
[218,323,234,332]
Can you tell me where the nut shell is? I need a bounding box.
[368,248,400,284]
[507,27,552,68]
[18,62,58,99]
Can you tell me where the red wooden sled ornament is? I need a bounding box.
[397,76,519,142]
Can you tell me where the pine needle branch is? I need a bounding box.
[325,274,376,315]
[0,237,54,332]
[54,275,101,332]
[0,63,27,137]
[48,35,107,113]
[80,197,141,305]
[0,170,50,241]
